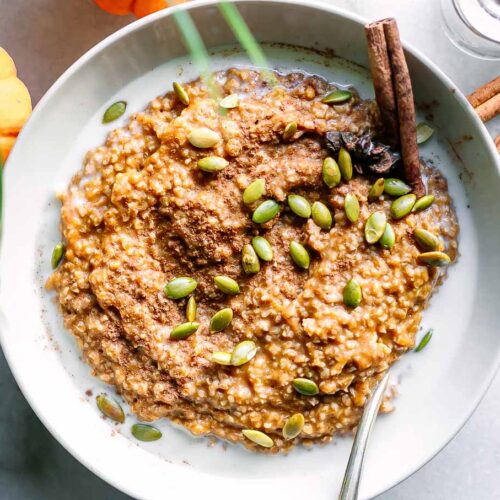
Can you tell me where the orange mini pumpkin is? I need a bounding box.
[94,0,176,18]
[93,0,135,15]
[133,0,168,18]
[0,47,32,163]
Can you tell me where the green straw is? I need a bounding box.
[218,0,275,83]
[172,10,222,100]
[172,2,275,102]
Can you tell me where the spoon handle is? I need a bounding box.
[339,371,390,500]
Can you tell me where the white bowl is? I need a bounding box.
[1,1,500,499]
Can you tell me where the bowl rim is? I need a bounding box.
[2,1,500,499]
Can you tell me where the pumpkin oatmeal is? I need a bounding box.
[47,68,458,452]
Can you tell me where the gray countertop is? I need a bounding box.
[1,0,499,498]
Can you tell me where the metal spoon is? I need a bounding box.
[339,371,391,500]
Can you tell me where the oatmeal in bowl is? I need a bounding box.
[46,60,457,452]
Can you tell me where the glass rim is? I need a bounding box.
[452,0,500,44]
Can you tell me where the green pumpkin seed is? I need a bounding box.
[96,394,125,423]
[289,241,310,269]
[210,308,234,332]
[311,201,333,230]
[131,423,162,442]
[170,322,200,340]
[288,194,311,218]
[292,378,319,396]
[252,200,280,224]
[384,178,412,197]
[322,89,352,104]
[242,429,274,448]
[364,211,387,244]
[416,122,434,144]
[379,223,396,249]
[338,147,353,181]
[368,178,385,202]
[210,351,232,365]
[214,275,240,295]
[344,193,360,223]
[322,157,341,188]
[415,328,433,352]
[343,279,362,308]
[282,413,305,440]
[283,121,297,141]
[164,277,198,299]
[197,156,229,172]
[417,251,451,267]
[188,127,220,148]
[173,81,189,105]
[412,194,435,213]
[231,340,257,366]
[390,194,417,219]
[102,101,127,123]
[251,236,273,261]
[186,296,197,322]
[242,244,260,274]
[219,93,239,109]
[414,228,441,251]
[51,242,65,269]
[243,179,266,204]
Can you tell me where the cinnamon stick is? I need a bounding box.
[467,76,500,108]
[365,22,399,148]
[474,93,500,122]
[383,20,424,197]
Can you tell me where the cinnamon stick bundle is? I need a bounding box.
[467,76,500,123]
[365,18,425,197]
[467,75,500,108]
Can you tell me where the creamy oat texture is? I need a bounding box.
[47,69,458,452]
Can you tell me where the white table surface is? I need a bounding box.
[1,0,499,499]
